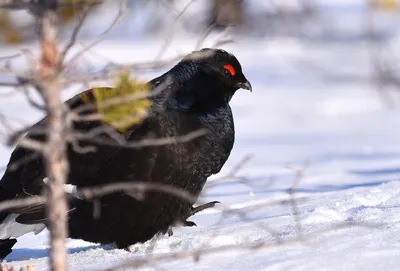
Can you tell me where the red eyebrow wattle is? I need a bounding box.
[223,64,236,76]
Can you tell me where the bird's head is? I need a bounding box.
[184,48,252,93]
[184,48,252,91]
[168,48,252,110]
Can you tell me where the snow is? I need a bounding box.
[2,1,400,270]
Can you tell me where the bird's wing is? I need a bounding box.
[0,77,178,223]
[65,76,182,186]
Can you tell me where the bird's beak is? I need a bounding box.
[237,80,252,92]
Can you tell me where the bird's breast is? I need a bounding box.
[179,109,235,178]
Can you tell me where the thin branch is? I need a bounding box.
[63,12,233,86]
[72,76,171,115]
[0,152,40,172]
[285,160,311,241]
[0,0,101,10]
[73,128,207,149]
[58,4,92,67]
[154,0,196,61]
[0,82,24,87]
[21,87,46,111]
[0,196,46,213]
[70,139,96,154]
[16,137,45,152]
[0,52,22,62]
[64,0,128,70]
[71,124,126,145]
[77,182,196,203]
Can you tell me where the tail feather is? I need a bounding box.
[0,239,17,260]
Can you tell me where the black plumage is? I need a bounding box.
[0,48,252,259]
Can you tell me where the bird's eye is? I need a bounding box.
[223,64,236,77]
[223,69,231,77]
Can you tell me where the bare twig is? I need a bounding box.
[71,76,171,116]
[154,0,196,61]
[73,128,207,149]
[21,87,46,111]
[58,4,92,67]
[0,196,46,214]
[65,0,128,70]
[286,160,311,241]
[16,137,45,152]
[0,152,40,172]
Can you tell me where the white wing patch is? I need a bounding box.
[43,177,78,196]
[0,179,81,240]
[0,214,45,239]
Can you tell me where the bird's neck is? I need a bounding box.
[176,74,235,113]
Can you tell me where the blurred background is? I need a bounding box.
[2,0,400,41]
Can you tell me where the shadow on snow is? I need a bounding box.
[6,244,110,261]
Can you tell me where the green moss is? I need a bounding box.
[88,73,152,133]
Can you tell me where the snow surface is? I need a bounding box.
[3,1,400,270]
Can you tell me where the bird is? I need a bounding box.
[0,48,252,259]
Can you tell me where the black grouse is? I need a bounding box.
[0,48,252,259]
